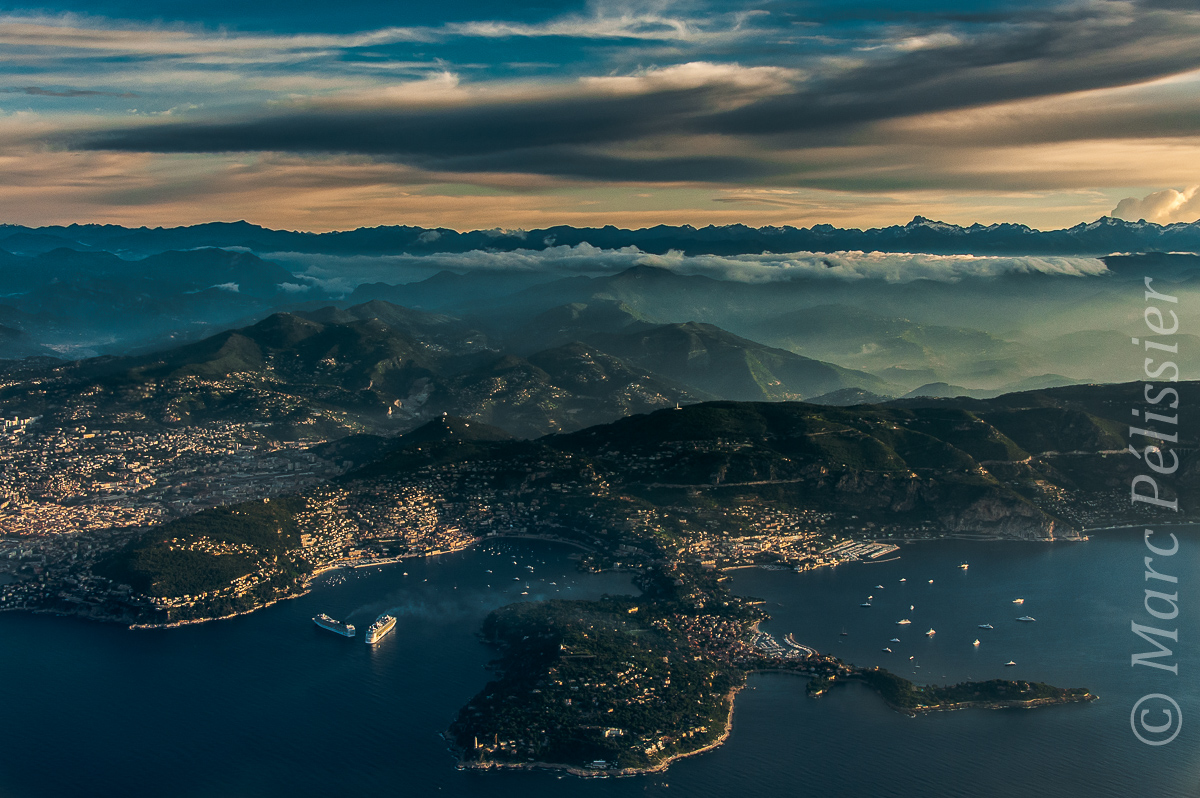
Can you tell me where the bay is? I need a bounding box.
[0,530,1195,797]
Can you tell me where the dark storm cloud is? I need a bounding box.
[74,80,781,180]
[79,87,715,157]
[4,86,137,97]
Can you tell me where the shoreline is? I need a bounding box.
[751,667,1096,718]
[22,522,1193,630]
[454,683,744,778]
[123,532,603,630]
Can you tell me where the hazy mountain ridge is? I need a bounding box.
[2,222,1196,404]
[7,300,861,438]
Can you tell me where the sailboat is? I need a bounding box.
[925,628,936,637]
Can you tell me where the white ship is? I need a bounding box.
[313,614,355,637]
[366,614,397,644]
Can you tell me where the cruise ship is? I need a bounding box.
[366,614,397,644]
[313,613,355,637]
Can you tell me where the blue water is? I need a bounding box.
[0,532,1196,797]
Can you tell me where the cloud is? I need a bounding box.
[269,244,1109,295]
[644,250,1110,283]
[212,282,239,292]
[57,1,1200,195]
[1111,186,1200,223]
[7,2,1200,227]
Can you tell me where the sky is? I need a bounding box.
[1,0,1199,231]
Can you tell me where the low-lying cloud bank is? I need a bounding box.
[270,244,1108,295]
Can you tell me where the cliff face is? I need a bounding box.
[942,495,1059,539]
[823,470,1061,539]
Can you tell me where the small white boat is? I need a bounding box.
[1016,616,1036,622]
[875,585,884,589]
[1013,598,1025,604]
[978,623,993,629]
[899,578,907,582]
[890,638,900,643]
[860,602,872,607]
[928,579,934,584]
[959,563,969,570]
[925,628,936,637]
[1005,660,1017,666]
[897,619,912,625]
[882,647,892,653]
[973,639,980,647]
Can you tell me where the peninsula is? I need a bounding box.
[448,561,1095,775]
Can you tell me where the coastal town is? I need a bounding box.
[0,391,1156,626]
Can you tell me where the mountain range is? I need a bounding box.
[5,215,1200,258]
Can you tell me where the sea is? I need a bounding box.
[0,529,1196,798]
